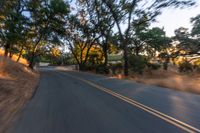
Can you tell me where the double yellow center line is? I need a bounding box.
[62,72,200,133]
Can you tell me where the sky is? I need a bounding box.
[150,2,200,37]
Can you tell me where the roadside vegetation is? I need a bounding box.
[0,56,39,133]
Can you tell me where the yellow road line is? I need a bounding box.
[62,72,200,133]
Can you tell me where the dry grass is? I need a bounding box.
[89,67,200,94]
[0,49,28,66]
[0,56,39,133]
[128,69,200,94]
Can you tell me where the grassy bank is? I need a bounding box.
[0,56,39,133]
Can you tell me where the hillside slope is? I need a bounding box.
[0,49,28,66]
[0,56,39,133]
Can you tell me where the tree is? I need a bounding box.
[191,14,200,56]
[128,20,149,56]
[143,27,172,70]
[129,26,171,71]
[174,27,200,57]
[81,0,115,70]
[0,0,28,57]
[101,0,195,76]
[64,2,102,70]
[26,0,70,68]
[191,14,200,37]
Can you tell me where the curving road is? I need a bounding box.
[8,67,200,133]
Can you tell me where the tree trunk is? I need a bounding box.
[104,50,108,67]
[29,42,40,69]
[4,43,10,57]
[9,52,13,58]
[103,43,108,67]
[79,63,85,71]
[29,48,37,69]
[4,50,9,57]
[29,52,35,69]
[163,57,169,71]
[28,34,42,69]
[17,46,24,62]
[103,43,109,74]
[123,42,129,76]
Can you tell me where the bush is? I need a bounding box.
[109,62,123,75]
[82,64,97,71]
[178,60,193,73]
[129,55,147,74]
[95,64,109,74]
[147,63,161,70]
[193,65,200,73]
[196,67,200,73]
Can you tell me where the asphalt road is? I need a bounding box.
[8,68,200,133]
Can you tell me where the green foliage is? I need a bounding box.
[143,27,171,51]
[95,64,109,74]
[191,14,200,36]
[82,63,97,71]
[174,27,199,56]
[0,0,28,56]
[129,55,147,74]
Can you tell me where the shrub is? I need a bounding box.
[83,63,97,71]
[178,60,193,73]
[95,64,109,74]
[129,55,147,74]
[147,63,161,70]
[109,62,123,75]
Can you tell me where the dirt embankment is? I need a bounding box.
[0,56,39,133]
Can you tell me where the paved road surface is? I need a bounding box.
[8,68,200,133]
